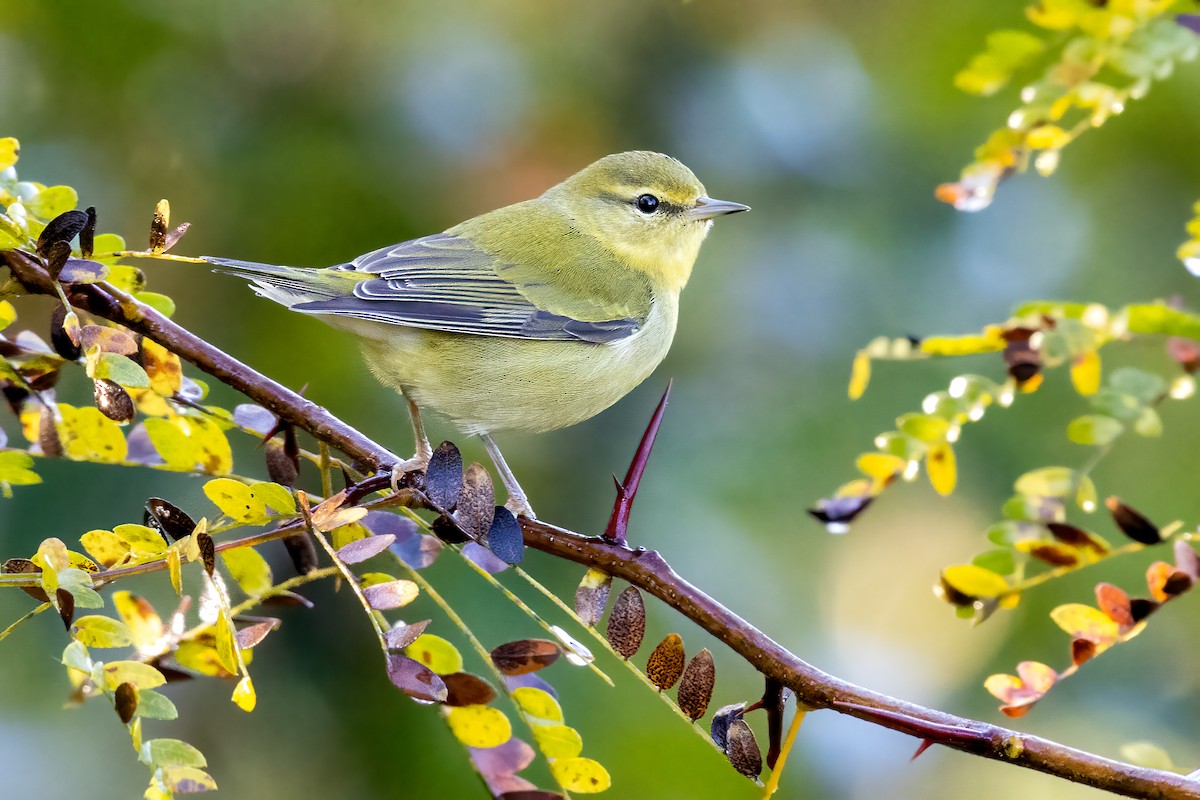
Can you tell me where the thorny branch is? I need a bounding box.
[5,248,1200,800]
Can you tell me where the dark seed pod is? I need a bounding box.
[606,586,645,659]
[490,639,561,676]
[43,240,72,280]
[94,379,135,422]
[442,672,498,707]
[265,439,299,487]
[424,441,463,510]
[50,305,82,361]
[80,207,97,259]
[1106,497,1161,545]
[39,405,63,458]
[646,633,685,691]
[485,506,524,565]
[710,703,745,752]
[196,532,215,577]
[36,210,89,257]
[431,514,470,544]
[114,681,138,724]
[726,718,763,779]
[144,498,197,542]
[676,649,716,721]
[55,588,75,629]
[3,558,50,602]
[455,463,494,538]
[282,534,319,576]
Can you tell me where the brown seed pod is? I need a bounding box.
[726,718,763,779]
[605,586,645,659]
[490,639,561,676]
[676,649,715,721]
[94,379,135,422]
[646,633,685,691]
[575,568,612,628]
[114,681,138,725]
[455,463,495,538]
[425,441,463,510]
[196,532,215,577]
[39,405,62,458]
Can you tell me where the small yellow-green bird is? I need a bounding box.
[206,151,747,517]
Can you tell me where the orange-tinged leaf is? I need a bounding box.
[927,443,957,496]
[141,339,182,396]
[446,704,512,748]
[1071,350,1101,396]
[112,591,164,650]
[1049,603,1119,646]
[1146,561,1192,602]
[550,757,612,794]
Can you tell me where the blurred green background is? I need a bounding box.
[3,1,1200,798]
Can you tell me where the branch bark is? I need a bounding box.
[5,248,1198,800]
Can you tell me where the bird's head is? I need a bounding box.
[546,151,748,294]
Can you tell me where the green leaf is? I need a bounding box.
[71,615,133,648]
[89,352,150,388]
[897,413,951,443]
[1134,407,1163,437]
[1066,415,1124,446]
[1014,467,1076,498]
[972,549,1016,576]
[532,724,584,759]
[145,418,199,471]
[250,481,295,515]
[136,689,179,720]
[135,292,176,318]
[140,738,207,769]
[1109,367,1167,404]
[26,185,78,218]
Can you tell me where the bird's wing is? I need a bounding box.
[293,233,644,344]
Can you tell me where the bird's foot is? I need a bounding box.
[504,494,537,520]
[389,446,432,494]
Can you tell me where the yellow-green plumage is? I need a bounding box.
[206,151,747,512]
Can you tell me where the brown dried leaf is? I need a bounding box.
[37,210,89,256]
[455,463,495,538]
[149,199,169,253]
[235,620,278,650]
[114,681,138,724]
[386,654,447,703]
[80,325,139,356]
[1095,582,1134,628]
[677,649,715,721]
[1106,497,1161,545]
[1146,561,1192,602]
[336,534,396,565]
[605,586,645,659]
[363,579,420,611]
[491,639,561,676]
[726,718,763,779]
[646,633,685,691]
[384,619,431,651]
[443,671,498,707]
[49,305,82,361]
[1071,638,1097,667]
[55,587,75,629]
[574,568,612,628]
[4,558,50,602]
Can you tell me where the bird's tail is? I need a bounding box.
[203,256,352,308]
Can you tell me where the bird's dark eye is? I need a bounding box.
[635,194,660,214]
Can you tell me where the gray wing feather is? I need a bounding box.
[294,234,640,343]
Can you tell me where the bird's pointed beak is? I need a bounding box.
[689,196,751,220]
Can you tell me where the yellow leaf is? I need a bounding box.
[232,676,256,712]
[185,417,233,475]
[204,478,266,523]
[141,339,182,396]
[331,522,369,550]
[513,686,564,723]
[112,591,165,650]
[145,417,200,470]
[71,615,133,648]
[1025,125,1071,150]
[1071,350,1101,396]
[550,757,612,794]
[112,524,168,559]
[919,330,1006,356]
[927,442,957,496]
[27,185,78,218]
[81,529,132,569]
[445,705,512,748]
[0,137,18,170]
[174,641,234,678]
[855,452,907,482]
[215,610,240,675]
[59,404,127,464]
[942,564,1009,598]
[0,451,40,487]
[405,633,463,675]
[221,547,272,596]
[532,725,583,759]
[1049,603,1120,646]
[167,547,182,595]
[103,661,167,690]
[848,350,871,400]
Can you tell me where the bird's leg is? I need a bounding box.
[480,433,536,519]
[390,397,433,493]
